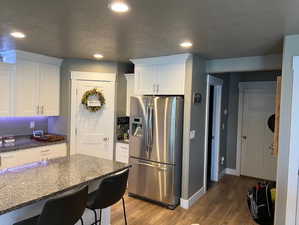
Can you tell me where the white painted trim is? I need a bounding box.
[71,71,116,82]
[206,54,282,73]
[0,50,62,65]
[70,71,117,156]
[124,73,135,80]
[225,168,239,176]
[203,75,223,193]
[236,81,276,176]
[180,187,205,209]
[131,53,191,65]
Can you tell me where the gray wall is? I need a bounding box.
[182,54,207,199]
[212,71,281,170]
[0,117,48,136]
[48,58,133,137]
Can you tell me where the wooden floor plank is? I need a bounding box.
[111,175,259,225]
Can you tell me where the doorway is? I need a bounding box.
[204,75,223,192]
[237,82,277,181]
[70,71,116,160]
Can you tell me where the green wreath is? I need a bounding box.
[81,88,106,112]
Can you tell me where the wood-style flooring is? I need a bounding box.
[111,175,259,225]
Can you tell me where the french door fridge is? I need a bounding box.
[128,96,184,208]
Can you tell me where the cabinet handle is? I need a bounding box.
[36,105,40,115]
[41,106,44,114]
[156,84,159,93]
[153,84,156,93]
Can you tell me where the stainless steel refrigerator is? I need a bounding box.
[128,96,184,209]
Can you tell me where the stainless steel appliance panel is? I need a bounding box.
[129,96,151,160]
[128,158,180,206]
[150,96,184,164]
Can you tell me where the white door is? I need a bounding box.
[14,60,39,116]
[75,80,115,160]
[39,63,60,116]
[156,63,185,95]
[0,63,13,116]
[135,65,156,95]
[240,87,277,181]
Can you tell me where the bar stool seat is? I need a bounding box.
[14,186,88,225]
[86,169,129,225]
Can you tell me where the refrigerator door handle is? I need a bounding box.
[148,105,154,150]
[146,104,150,152]
[135,161,168,171]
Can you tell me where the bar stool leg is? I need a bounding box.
[80,217,84,225]
[122,197,127,225]
[92,209,98,225]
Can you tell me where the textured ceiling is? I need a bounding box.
[0,0,298,61]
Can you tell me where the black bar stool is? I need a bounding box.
[86,169,129,225]
[13,186,88,225]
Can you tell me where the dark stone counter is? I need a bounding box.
[0,135,67,153]
[0,154,129,215]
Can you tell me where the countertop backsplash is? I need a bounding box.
[0,117,48,136]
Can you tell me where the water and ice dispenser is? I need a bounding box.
[131,117,143,137]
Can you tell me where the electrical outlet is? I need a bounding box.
[221,156,225,165]
[189,130,196,140]
[30,121,35,129]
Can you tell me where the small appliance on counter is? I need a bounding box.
[3,135,16,147]
[116,116,130,141]
[32,131,65,142]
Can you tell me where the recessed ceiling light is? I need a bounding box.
[10,32,26,39]
[109,1,130,13]
[180,41,193,48]
[93,53,104,59]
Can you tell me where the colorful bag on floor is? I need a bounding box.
[247,182,275,225]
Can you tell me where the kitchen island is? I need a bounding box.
[0,154,130,225]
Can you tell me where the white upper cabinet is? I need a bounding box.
[0,50,62,117]
[15,60,40,116]
[0,63,14,116]
[131,54,190,95]
[39,63,60,116]
[135,64,156,95]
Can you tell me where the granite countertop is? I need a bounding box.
[0,135,67,153]
[0,154,130,215]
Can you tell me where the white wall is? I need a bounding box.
[275,35,299,225]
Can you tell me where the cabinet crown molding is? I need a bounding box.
[0,50,63,66]
[131,53,191,65]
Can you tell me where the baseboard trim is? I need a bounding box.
[180,187,205,209]
[225,168,239,176]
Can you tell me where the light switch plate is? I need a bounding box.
[189,130,196,139]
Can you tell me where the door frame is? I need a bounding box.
[70,71,116,156]
[236,81,277,176]
[204,75,223,193]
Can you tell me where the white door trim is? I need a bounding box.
[70,71,116,155]
[236,81,276,176]
[204,75,223,193]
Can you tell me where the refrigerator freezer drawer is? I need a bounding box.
[128,158,180,206]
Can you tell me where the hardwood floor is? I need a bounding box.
[111,175,259,225]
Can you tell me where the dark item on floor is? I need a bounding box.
[247,182,275,225]
[86,168,129,225]
[13,185,88,225]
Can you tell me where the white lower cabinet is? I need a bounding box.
[0,143,67,170]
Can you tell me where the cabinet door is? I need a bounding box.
[135,65,156,95]
[39,63,60,116]
[156,63,185,95]
[15,60,39,116]
[0,63,14,116]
